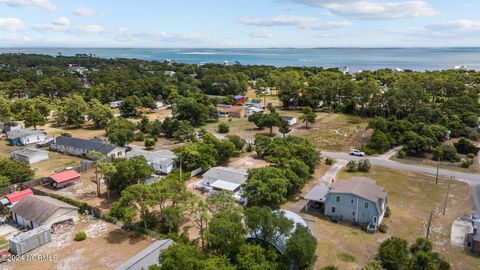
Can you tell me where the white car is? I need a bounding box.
[349,148,365,156]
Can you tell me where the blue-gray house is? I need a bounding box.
[323,177,387,232]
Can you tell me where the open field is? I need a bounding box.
[391,153,480,174]
[0,140,84,178]
[293,113,370,152]
[283,166,478,270]
[3,219,153,270]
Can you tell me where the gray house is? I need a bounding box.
[11,148,49,164]
[198,166,248,201]
[126,149,176,174]
[7,129,47,146]
[50,136,125,159]
[323,177,387,231]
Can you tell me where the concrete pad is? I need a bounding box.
[451,217,473,247]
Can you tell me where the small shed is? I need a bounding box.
[234,95,247,103]
[49,170,81,188]
[11,148,49,164]
[2,189,34,206]
[9,226,51,255]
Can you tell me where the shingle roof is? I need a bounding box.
[329,177,387,212]
[203,166,248,185]
[11,195,79,225]
[7,129,45,140]
[53,136,118,155]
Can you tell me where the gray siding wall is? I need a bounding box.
[324,193,381,225]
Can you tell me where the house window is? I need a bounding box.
[364,202,369,209]
[351,199,354,204]
[352,211,356,216]
[331,207,336,213]
[336,196,340,203]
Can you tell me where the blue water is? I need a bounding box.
[1,47,480,71]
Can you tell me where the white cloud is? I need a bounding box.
[0,0,56,11]
[280,0,438,20]
[384,20,480,39]
[73,6,100,17]
[425,20,480,32]
[75,25,105,34]
[0,18,24,32]
[246,29,273,38]
[52,16,70,27]
[239,15,350,30]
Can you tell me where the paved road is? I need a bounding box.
[322,151,480,184]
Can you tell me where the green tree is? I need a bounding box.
[107,156,154,192]
[243,167,290,209]
[105,118,136,146]
[299,107,316,129]
[120,95,142,116]
[175,142,218,171]
[361,260,386,270]
[278,120,291,138]
[88,150,106,196]
[218,122,230,133]
[244,206,293,244]
[172,121,195,142]
[0,158,34,184]
[367,131,391,153]
[23,107,47,129]
[0,175,11,188]
[144,138,155,149]
[283,225,317,270]
[88,99,114,128]
[236,244,278,270]
[205,210,246,258]
[110,184,154,228]
[159,243,205,270]
[376,237,410,270]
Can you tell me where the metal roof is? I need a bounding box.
[203,166,248,185]
[303,184,330,202]
[115,239,174,270]
[11,147,48,157]
[210,180,241,191]
[126,149,175,167]
[49,170,81,184]
[11,195,79,225]
[4,189,34,204]
[7,129,45,140]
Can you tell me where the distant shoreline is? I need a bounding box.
[1,47,480,71]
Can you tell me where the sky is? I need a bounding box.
[0,0,480,48]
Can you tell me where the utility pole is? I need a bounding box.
[179,157,183,180]
[435,157,440,184]
[426,207,435,240]
[443,176,454,215]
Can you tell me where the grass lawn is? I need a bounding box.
[391,155,480,174]
[293,113,370,152]
[0,140,84,178]
[299,166,477,270]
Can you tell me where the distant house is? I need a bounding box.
[217,104,245,118]
[0,121,23,133]
[115,239,174,270]
[281,116,297,126]
[6,129,47,146]
[10,195,79,229]
[11,148,49,164]
[246,210,313,254]
[199,166,248,200]
[1,189,34,206]
[50,136,125,159]
[324,177,387,232]
[234,95,247,103]
[49,170,81,189]
[109,101,122,108]
[163,71,176,77]
[245,106,264,117]
[126,149,176,174]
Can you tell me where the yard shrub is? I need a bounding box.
[74,231,87,241]
[454,138,479,155]
[325,157,334,165]
[432,144,459,162]
[144,138,155,149]
[385,206,391,218]
[346,160,358,172]
[338,252,356,262]
[218,122,230,133]
[358,159,371,172]
[134,132,145,141]
[320,266,339,270]
[60,132,72,137]
[467,153,475,159]
[397,149,406,159]
[378,224,388,233]
[461,159,473,168]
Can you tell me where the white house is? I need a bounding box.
[11,148,49,164]
[126,149,176,174]
[245,106,264,117]
[281,116,297,126]
[7,129,47,146]
[199,167,248,201]
[10,195,79,229]
[109,101,122,108]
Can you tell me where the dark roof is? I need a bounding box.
[11,195,79,224]
[53,136,118,155]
